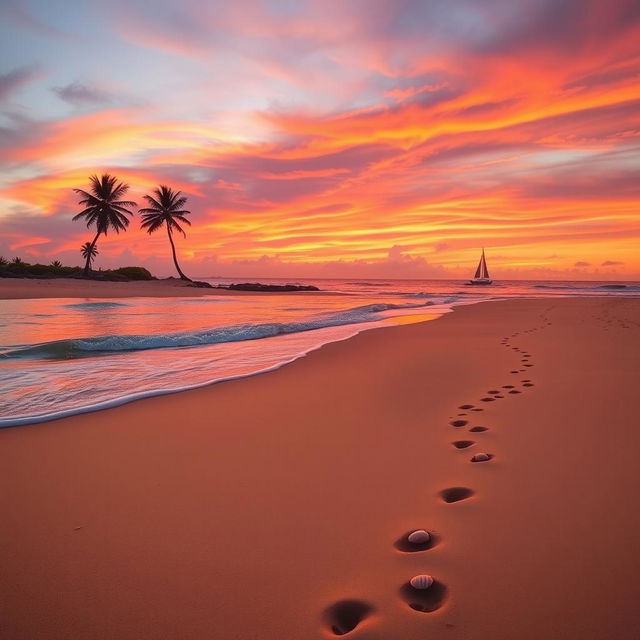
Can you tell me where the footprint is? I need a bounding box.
[510,370,519,374]
[470,408,483,412]
[452,440,475,449]
[480,397,495,402]
[523,383,534,387]
[469,426,488,432]
[502,385,515,389]
[399,580,448,613]
[439,487,475,503]
[494,395,504,399]
[324,600,373,636]
[508,390,520,394]
[450,420,468,427]
[459,404,474,409]
[394,530,439,552]
[488,390,500,395]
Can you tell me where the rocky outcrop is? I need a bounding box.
[225,282,319,292]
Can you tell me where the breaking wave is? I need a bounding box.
[3,301,434,361]
[63,301,130,310]
[533,283,640,292]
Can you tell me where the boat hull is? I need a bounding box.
[468,279,493,285]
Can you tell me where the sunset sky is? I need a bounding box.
[1,0,639,279]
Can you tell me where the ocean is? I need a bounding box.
[1,277,639,427]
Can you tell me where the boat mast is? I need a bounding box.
[481,248,489,279]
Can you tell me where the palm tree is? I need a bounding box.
[80,242,98,268]
[73,174,136,276]
[0,256,8,266]
[139,185,192,281]
[50,260,62,268]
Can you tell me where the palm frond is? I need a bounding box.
[140,217,165,234]
[172,214,192,226]
[168,218,187,237]
[139,185,192,238]
[72,172,136,246]
[142,194,163,210]
[72,188,94,199]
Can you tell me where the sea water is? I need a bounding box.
[1,278,639,426]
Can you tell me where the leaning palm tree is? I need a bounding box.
[80,242,98,268]
[139,185,192,281]
[73,174,136,276]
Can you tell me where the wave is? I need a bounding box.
[533,283,640,292]
[401,292,439,298]
[344,281,388,287]
[3,301,433,361]
[63,301,129,310]
[533,284,578,290]
[0,326,374,428]
[597,284,639,290]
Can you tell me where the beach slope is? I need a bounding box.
[1,298,639,639]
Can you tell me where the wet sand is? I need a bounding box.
[1,298,639,639]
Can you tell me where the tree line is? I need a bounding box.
[73,174,192,280]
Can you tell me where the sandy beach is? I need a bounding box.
[1,297,639,639]
[0,277,335,300]
[0,277,221,300]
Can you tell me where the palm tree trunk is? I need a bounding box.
[83,231,100,276]
[167,225,190,281]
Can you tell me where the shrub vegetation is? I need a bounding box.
[0,259,154,280]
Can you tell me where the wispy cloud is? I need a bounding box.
[0,66,42,102]
[0,1,69,40]
[51,82,112,106]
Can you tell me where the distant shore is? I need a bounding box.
[0,277,334,300]
[1,298,639,639]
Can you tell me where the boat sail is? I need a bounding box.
[469,248,492,285]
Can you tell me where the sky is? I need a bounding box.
[0,0,639,280]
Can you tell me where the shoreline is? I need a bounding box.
[0,325,374,429]
[2,291,633,429]
[1,298,639,639]
[0,310,445,428]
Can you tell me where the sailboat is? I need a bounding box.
[469,248,492,285]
